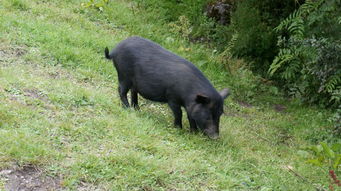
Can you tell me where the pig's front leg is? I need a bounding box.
[187,114,198,132]
[168,102,182,128]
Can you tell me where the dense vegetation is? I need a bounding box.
[0,0,340,190]
[133,0,341,119]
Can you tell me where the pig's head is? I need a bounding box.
[189,88,230,139]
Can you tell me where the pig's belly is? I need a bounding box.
[135,82,168,103]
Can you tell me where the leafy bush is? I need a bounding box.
[224,0,302,75]
[229,1,276,74]
[132,0,224,43]
[306,142,341,170]
[131,0,298,74]
[269,0,341,108]
[130,0,340,111]
[305,142,341,190]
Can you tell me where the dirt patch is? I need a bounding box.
[76,181,103,191]
[23,88,49,102]
[237,100,253,108]
[46,67,76,82]
[0,46,27,63]
[48,71,61,79]
[4,87,53,109]
[0,166,61,191]
[274,127,293,145]
[273,104,287,112]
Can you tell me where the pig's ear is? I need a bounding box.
[195,94,210,104]
[219,88,230,99]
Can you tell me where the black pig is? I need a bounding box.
[105,36,230,139]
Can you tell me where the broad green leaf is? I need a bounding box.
[321,142,335,159]
[306,158,322,166]
[331,143,341,153]
[309,145,322,155]
[333,155,341,170]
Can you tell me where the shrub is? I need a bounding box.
[305,142,341,190]
[269,0,341,108]
[130,0,299,75]
[229,1,276,75]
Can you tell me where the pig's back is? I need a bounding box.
[112,37,216,102]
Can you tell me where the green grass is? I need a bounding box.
[0,0,338,190]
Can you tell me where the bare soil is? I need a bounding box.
[237,100,253,108]
[273,104,287,112]
[0,166,61,191]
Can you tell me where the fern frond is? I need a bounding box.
[269,49,295,76]
[223,32,239,57]
[330,87,341,104]
[325,75,341,93]
[287,18,304,38]
[275,0,324,36]
[300,0,324,16]
[275,10,301,32]
[282,60,301,80]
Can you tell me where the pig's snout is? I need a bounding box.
[208,133,219,140]
[203,128,219,140]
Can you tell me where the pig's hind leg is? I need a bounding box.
[131,86,139,109]
[118,81,131,108]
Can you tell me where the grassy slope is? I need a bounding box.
[0,0,335,190]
